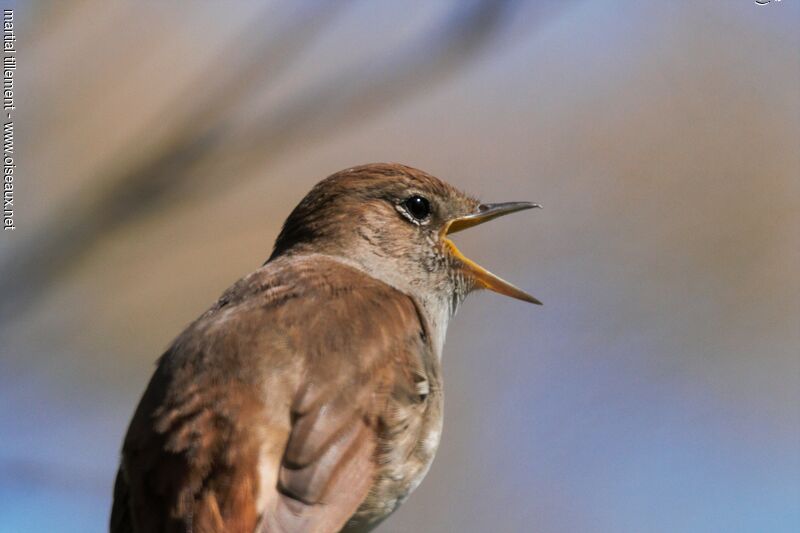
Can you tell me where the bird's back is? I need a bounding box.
[111,253,442,533]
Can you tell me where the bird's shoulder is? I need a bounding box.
[213,252,415,313]
[212,253,420,328]
[166,253,431,374]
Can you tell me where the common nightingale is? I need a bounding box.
[111,163,540,533]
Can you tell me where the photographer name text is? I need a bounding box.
[3,8,14,231]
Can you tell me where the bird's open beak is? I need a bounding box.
[442,202,542,305]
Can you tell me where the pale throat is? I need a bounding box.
[416,291,458,359]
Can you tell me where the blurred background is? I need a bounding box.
[1,1,799,532]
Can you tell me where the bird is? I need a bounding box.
[110,163,540,533]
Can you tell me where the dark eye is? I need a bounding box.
[403,195,431,220]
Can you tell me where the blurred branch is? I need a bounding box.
[0,0,350,321]
[224,0,523,178]
[0,0,573,322]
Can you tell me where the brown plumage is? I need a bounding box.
[111,163,539,533]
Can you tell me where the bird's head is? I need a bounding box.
[270,163,540,317]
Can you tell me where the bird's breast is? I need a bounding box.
[346,385,444,531]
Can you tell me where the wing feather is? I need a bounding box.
[112,255,428,533]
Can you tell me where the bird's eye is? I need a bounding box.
[403,195,431,220]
